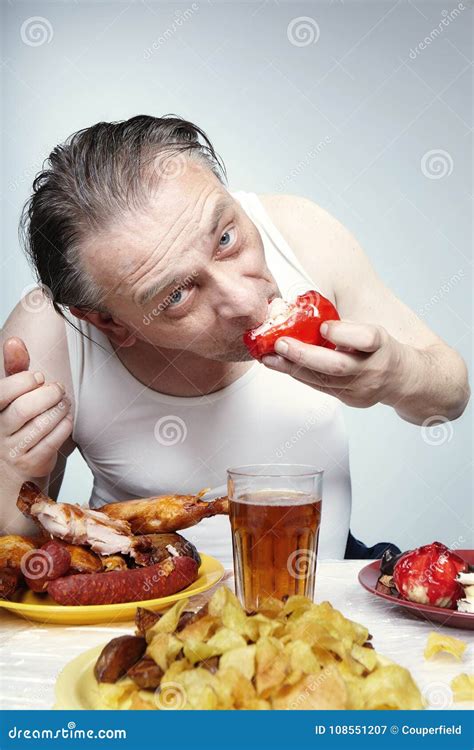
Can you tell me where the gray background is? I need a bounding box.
[1,0,472,552]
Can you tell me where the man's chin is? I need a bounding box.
[209,344,254,363]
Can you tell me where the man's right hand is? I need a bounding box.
[0,337,73,481]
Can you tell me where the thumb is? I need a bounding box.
[3,337,30,376]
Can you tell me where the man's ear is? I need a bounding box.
[69,307,137,347]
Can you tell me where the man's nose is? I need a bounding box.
[213,278,267,326]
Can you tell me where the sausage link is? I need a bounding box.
[24,540,71,592]
[48,556,199,606]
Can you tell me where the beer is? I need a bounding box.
[229,489,322,610]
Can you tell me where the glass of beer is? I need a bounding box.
[227,464,323,610]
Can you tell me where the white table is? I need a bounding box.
[0,559,472,710]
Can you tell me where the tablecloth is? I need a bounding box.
[0,559,472,710]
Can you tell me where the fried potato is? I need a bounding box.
[0,535,37,569]
[96,585,423,711]
[424,632,467,661]
[451,673,474,703]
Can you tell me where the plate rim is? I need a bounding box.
[358,549,474,626]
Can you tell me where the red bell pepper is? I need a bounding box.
[243,290,340,360]
[393,541,467,609]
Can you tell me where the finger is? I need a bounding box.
[262,353,350,390]
[0,370,46,412]
[319,321,384,353]
[8,400,72,455]
[3,337,30,376]
[18,413,73,470]
[2,382,67,433]
[267,339,362,377]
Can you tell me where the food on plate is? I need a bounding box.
[17,482,133,555]
[100,555,128,572]
[94,636,147,683]
[23,540,72,593]
[64,544,103,573]
[378,542,469,610]
[424,632,467,661]
[102,490,228,534]
[451,673,474,702]
[6,482,209,606]
[0,534,39,569]
[48,555,199,606]
[0,568,21,599]
[132,533,201,567]
[456,572,474,614]
[93,585,423,710]
[243,290,339,360]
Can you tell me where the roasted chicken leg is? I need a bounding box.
[17,482,133,556]
[101,490,229,534]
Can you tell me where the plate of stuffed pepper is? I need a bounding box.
[358,541,474,629]
[0,482,226,624]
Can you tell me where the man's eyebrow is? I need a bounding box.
[137,197,232,307]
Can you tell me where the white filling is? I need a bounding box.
[251,297,293,336]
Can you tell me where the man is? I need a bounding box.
[0,115,469,560]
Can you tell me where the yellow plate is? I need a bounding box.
[0,553,224,625]
[53,646,395,710]
[55,645,105,709]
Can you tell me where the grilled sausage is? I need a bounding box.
[127,657,164,689]
[48,555,199,606]
[0,568,21,599]
[94,636,146,683]
[24,540,71,592]
[135,607,162,636]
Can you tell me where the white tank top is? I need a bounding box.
[64,190,351,561]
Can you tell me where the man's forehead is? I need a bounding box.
[85,182,233,298]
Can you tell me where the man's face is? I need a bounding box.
[82,158,280,361]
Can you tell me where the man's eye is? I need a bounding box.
[219,227,237,248]
[168,286,192,307]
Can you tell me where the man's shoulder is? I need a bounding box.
[256,193,353,297]
[1,291,75,424]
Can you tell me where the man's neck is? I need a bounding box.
[111,338,253,397]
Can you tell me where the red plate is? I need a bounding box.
[358,549,474,630]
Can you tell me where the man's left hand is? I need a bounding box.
[261,319,404,408]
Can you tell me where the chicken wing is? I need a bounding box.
[101,490,229,534]
[17,482,133,556]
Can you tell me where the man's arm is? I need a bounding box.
[1,293,77,534]
[258,194,470,425]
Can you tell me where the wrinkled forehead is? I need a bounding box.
[81,163,229,302]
